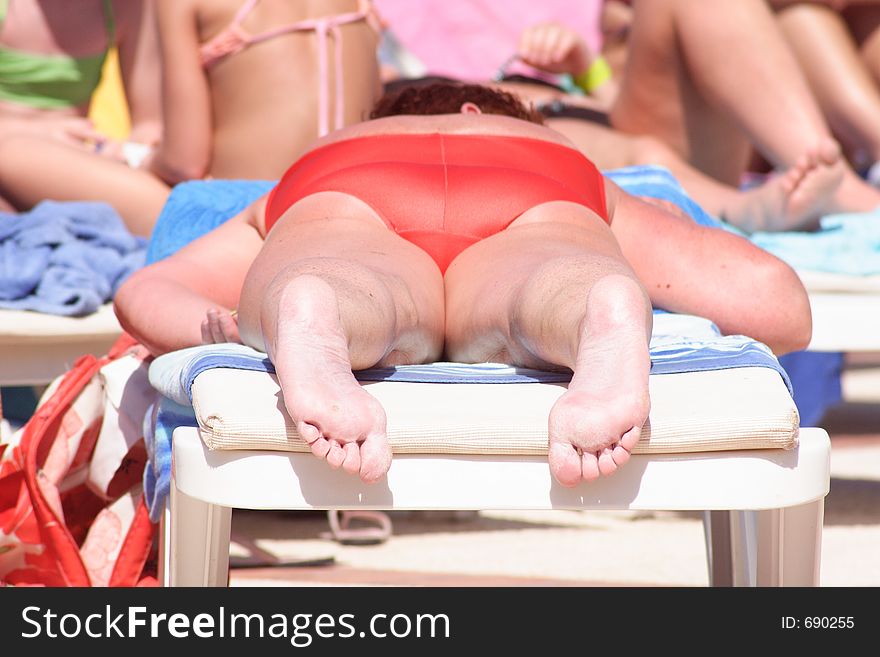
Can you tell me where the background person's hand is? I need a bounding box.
[0,115,102,150]
[517,21,593,76]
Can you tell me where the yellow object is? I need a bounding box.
[573,55,612,95]
[88,48,131,139]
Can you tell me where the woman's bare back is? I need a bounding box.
[192,0,382,179]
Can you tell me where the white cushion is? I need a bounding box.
[190,366,799,455]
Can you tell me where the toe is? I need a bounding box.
[298,421,321,444]
[342,442,361,475]
[308,436,332,459]
[611,442,632,467]
[619,425,642,453]
[597,447,618,477]
[326,441,346,469]
[549,442,583,487]
[580,451,601,481]
[359,433,392,484]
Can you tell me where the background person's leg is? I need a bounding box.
[611,0,821,183]
[775,4,880,170]
[842,2,880,85]
[238,193,446,483]
[548,117,843,231]
[444,201,652,487]
[0,136,170,236]
[612,0,880,212]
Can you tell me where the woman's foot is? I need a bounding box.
[272,275,392,483]
[724,140,844,232]
[547,275,651,487]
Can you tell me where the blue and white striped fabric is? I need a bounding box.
[149,313,792,404]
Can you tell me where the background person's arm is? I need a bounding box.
[114,0,163,147]
[144,0,213,184]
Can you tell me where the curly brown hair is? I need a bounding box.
[369,81,545,125]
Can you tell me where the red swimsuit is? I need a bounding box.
[265,133,609,273]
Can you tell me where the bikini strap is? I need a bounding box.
[199,0,260,69]
[232,0,260,26]
[204,0,375,137]
[255,2,376,136]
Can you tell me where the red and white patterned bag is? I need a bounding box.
[0,335,158,587]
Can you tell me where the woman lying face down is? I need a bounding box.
[114,83,811,487]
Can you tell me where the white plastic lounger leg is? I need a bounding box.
[754,501,824,586]
[705,511,758,586]
[704,511,734,587]
[167,483,232,587]
[704,500,824,587]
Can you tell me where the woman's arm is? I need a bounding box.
[605,180,813,355]
[114,199,267,355]
[144,0,213,183]
[113,0,163,146]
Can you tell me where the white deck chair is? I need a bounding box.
[799,270,880,353]
[0,303,122,386]
[160,365,831,588]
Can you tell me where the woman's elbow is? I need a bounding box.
[148,149,209,184]
[113,269,161,339]
[768,307,812,356]
[761,266,813,356]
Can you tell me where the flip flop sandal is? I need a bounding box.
[229,530,336,568]
[320,509,393,545]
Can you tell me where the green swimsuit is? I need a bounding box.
[0,0,114,109]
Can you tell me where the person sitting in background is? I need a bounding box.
[609,0,880,217]
[380,19,846,233]
[145,0,382,184]
[768,0,880,183]
[0,0,169,236]
[114,83,812,488]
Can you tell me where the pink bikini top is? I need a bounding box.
[200,0,379,137]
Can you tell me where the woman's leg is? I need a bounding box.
[0,136,170,236]
[444,201,653,487]
[237,192,445,483]
[775,3,880,168]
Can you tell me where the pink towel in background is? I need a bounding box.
[374,0,604,81]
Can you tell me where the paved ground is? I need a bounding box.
[227,372,880,588]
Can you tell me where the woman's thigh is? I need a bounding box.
[443,201,638,364]
[238,191,446,348]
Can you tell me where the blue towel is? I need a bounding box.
[750,212,880,276]
[604,165,727,230]
[0,200,147,316]
[146,179,274,264]
[149,314,792,404]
